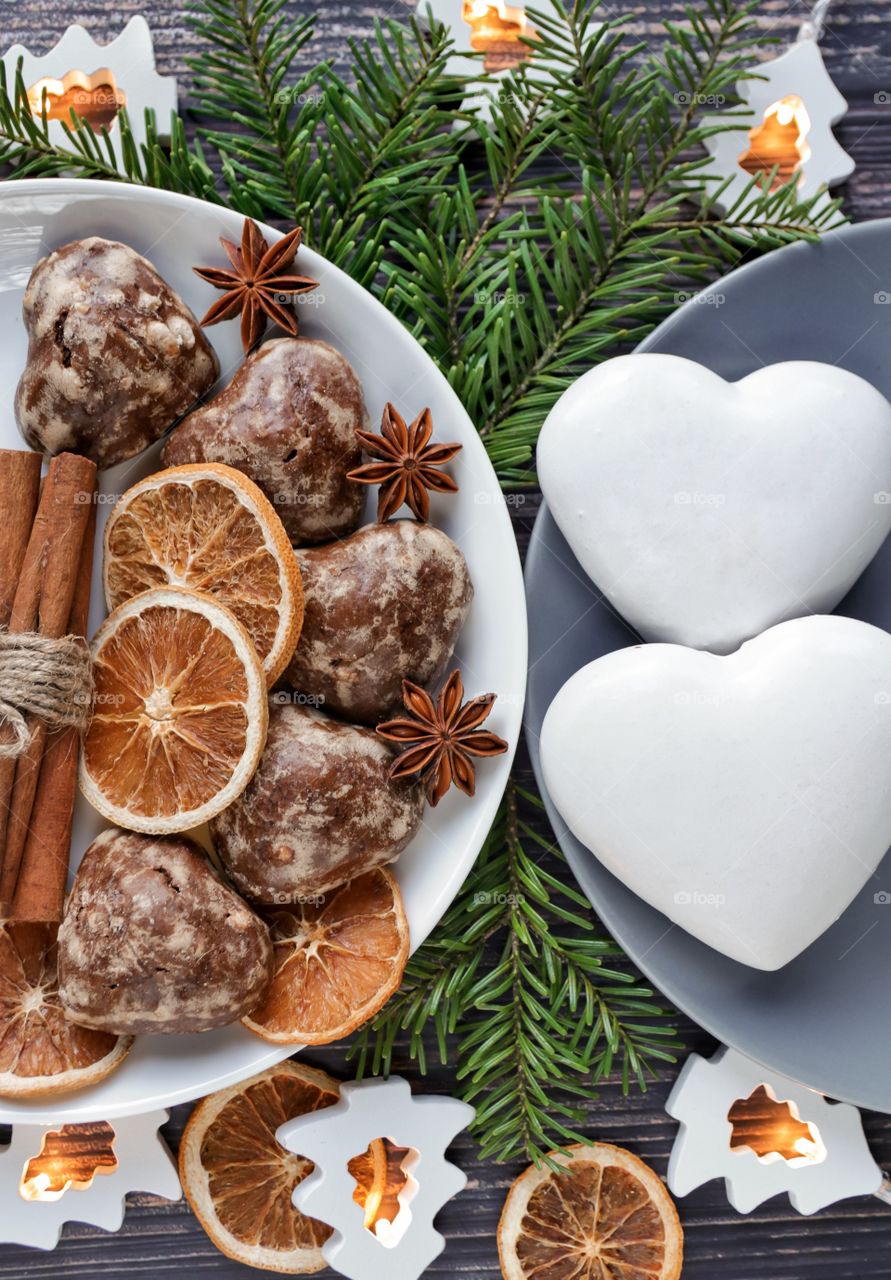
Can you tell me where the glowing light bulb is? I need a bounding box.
[738,95,811,190]
[461,2,533,72]
[21,1172,54,1202]
[26,68,126,132]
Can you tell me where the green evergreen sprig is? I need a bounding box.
[351,785,681,1167]
[187,2,462,285]
[186,0,318,219]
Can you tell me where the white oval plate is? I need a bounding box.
[0,179,526,1123]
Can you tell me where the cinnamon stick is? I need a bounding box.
[0,450,42,627]
[0,453,96,909]
[0,450,43,875]
[12,501,96,922]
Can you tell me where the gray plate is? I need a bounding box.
[525,219,891,1112]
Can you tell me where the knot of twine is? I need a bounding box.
[0,629,93,759]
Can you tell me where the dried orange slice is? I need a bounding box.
[498,1143,684,1280]
[103,462,302,686]
[179,1061,339,1274]
[242,868,410,1046]
[0,923,131,1098]
[81,586,268,833]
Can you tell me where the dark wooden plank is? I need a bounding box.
[2,1,891,1276]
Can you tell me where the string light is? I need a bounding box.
[19,1122,119,1204]
[703,0,852,215]
[26,69,126,132]
[461,2,532,73]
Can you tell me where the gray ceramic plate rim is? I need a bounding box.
[525,218,891,1111]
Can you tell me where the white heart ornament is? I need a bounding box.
[540,615,891,970]
[538,354,891,653]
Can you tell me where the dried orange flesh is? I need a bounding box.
[243,869,410,1046]
[517,1164,666,1277]
[89,602,247,817]
[0,923,130,1097]
[82,587,267,832]
[500,1143,683,1280]
[104,465,302,685]
[200,1071,335,1251]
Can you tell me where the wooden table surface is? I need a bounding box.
[3,1,891,1276]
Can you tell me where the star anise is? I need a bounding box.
[377,670,508,806]
[193,217,319,353]
[348,404,462,523]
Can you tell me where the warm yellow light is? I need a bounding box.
[465,0,525,20]
[738,94,812,191]
[21,1172,55,1203]
[348,1138,417,1248]
[728,1085,825,1167]
[462,2,533,71]
[362,1182,384,1232]
[27,68,126,132]
[19,1122,119,1202]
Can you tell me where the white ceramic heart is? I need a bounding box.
[537,354,891,653]
[540,614,891,970]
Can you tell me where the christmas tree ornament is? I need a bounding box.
[0,1111,181,1249]
[704,0,852,213]
[667,1047,891,1214]
[415,0,556,119]
[278,1076,474,1280]
[1,16,177,174]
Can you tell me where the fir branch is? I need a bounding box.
[302,17,460,281]
[351,784,680,1167]
[186,0,319,219]
[185,2,460,284]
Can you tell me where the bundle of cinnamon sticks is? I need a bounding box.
[0,449,97,923]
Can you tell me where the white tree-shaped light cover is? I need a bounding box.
[703,21,853,214]
[278,1076,474,1280]
[0,1111,181,1250]
[666,1047,884,1215]
[2,17,177,173]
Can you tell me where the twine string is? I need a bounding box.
[0,629,93,759]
